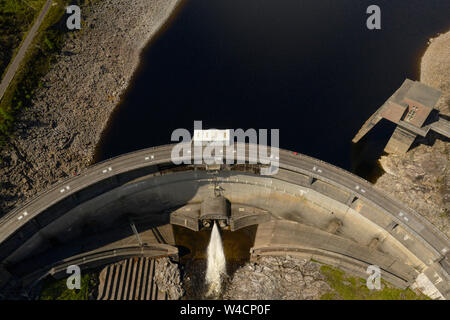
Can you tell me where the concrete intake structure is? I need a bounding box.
[353,79,450,154]
[0,143,448,299]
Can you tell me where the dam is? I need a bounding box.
[0,143,448,299]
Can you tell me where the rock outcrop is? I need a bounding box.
[223,256,331,300]
[154,257,184,300]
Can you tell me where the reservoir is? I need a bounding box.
[94,0,450,180]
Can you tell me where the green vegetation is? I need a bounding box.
[0,0,103,147]
[0,0,73,146]
[0,0,46,77]
[319,265,430,300]
[40,272,98,300]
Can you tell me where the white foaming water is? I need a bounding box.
[205,221,226,297]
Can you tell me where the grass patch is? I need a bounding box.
[0,0,72,146]
[0,0,47,77]
[0,0,99,147]
[40,271,98,300]
[319,265,430,300]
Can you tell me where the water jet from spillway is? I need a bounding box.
[205,221,226,297]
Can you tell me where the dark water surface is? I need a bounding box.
[94,0,450,179]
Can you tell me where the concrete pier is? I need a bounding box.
[353,79,450,154]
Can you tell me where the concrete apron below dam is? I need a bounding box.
[0,144,448,299]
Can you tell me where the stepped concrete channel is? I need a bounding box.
[0,143,448,299]
[97,257,167,300]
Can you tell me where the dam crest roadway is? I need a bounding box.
[0,143,448,299]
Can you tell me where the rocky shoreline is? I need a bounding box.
[223,256,331,300]
[374,31,450,238]
[0,0,181,215]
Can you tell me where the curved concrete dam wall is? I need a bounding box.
[0,144,448,298]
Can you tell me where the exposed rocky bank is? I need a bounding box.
[0,0,181,215]
[154,257,184,300]
[223,256,331,300]
[374,31,450,237]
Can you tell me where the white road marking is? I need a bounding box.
[317,169,322,173]
[399,212,404,217]
[361,189,366,193]
[404,217,409,222]
[59,186,70,193]
[355,185,360,190]
[102,169,107,173]
[145,156,149,160]
[151,155,154,159]
[313,166,317,171]
[17,215,23,221]
[23,211,28,217]
[108,167,112,171]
